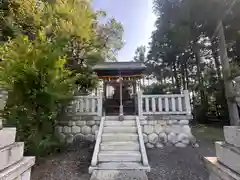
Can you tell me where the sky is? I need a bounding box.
[93,0,156,62]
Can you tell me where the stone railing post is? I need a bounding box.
[184,90,191,115]
[137,91,143,117]
[97,92,103,116]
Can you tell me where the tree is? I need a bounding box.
[0,0,124,156]
[145,0,240,124]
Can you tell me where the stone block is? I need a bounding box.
[179,120,189,125]
[148,120,157,125]
[156,120,167,125]
[167,120,173,125]
[92,125,99,134]
[140,120,147,125]
[224,126,240,148]
[87,120,95,126]
[72,116,81,121]
[168,133,178,144]
[68,121,76,126]
[204,157,240,180]
[76,120,86,126]
[156,143,164,148]
[0,142,24,171]
[86,134,95,142]
[93,116,101,121]
[21,168,32,180]
[171,125,183,134]
[175,142,187,148]
[159,133,167,144]
[66,134,74,144]
[81,126,91,135]
[177,133,190,144]
[63,126,71,134]
[0,157,35,180]
[55,126,63,133]
[0,128,16,149]
[164,126,171,134]
[73,133,84,142]
[148,133,158,144]
[146,143,154,148]
[72,126,81,134]
[58,133,66,142]
[155,124,164,134]
[215,141,240,174]
[143,125,154,134]
[182,125,192,136]
[95,120,100,125]
[143,133,148,143]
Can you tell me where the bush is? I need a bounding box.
[0,33,77,156]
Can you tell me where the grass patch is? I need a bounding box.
[191,124,224,142]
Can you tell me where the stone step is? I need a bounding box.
[98,151,141,162]
[103,127,137,133]
[0,128,16,149]
[90,170,148,180]
[0,156,35,180]
[105,116,136,121]
[102,133,138,142]
[100,142,140,151]
[104,120,136,127]
[0,142,24,171]
[215,141,240,174]
[96,162,150,171]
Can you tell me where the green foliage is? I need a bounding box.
[140,0,240,123]
[0,0,124,157]
[0,33,76,156]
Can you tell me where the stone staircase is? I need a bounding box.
[0,127,35,180]
[89,116,150,173]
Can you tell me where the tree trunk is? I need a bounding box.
[173,62,180,92]
[218,21,239,125]
[184,61,189,89]
[211,37,222,80]
[193,43,205,105]
[180,59,186,90]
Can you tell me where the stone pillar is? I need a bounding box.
[204,126,240,179]
[0,90,35,179]
[0,89,8,129]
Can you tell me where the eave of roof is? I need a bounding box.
[92,62,147,71]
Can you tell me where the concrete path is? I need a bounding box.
[90,170,148,180]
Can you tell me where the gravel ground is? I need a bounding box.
[31,139,216,180]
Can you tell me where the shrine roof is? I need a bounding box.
[92,62,146,71]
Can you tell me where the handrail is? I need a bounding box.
[136,116,149,166]
[91,116,105,166]
[142,94,184,98]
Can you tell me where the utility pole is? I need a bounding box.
[218,21,239,125]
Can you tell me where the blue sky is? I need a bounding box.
[93,0,156,61]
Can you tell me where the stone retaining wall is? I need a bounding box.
[140,115,194,148]
[56,111,194,148]
[56,115,101,143]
